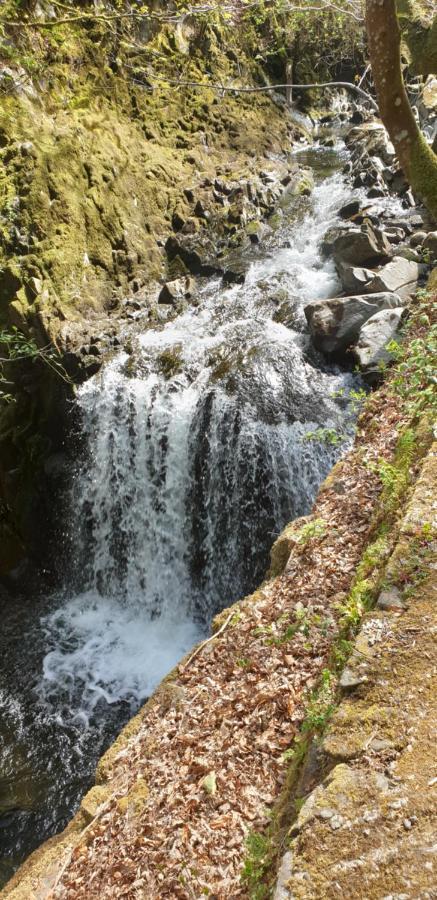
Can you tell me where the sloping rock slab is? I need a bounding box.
[304,292,403,355]
[353,306,406,378]
[363,256,419,300]
[332,224,392,267]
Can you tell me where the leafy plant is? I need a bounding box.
[296,518,327,544]
[304,426,342,446]
[241,831,271,900]
[0,327,72,403]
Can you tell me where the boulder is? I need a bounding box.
[423,231,437,261]
[363,256,419,300]
[223,266,245,285]
[353,307,406,377]
[410,230,427,248]
[304,292,403,355]
[338,199,361,220]
[336,262,373,294]
[158,276,195,305]
[332,224,392,267]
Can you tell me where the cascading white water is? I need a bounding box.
[39,167,359,721]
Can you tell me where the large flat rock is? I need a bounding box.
[363,256,419,300]
[332,224,392,267]
[353,306,406,376]
[304,292,403,355]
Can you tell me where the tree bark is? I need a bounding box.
[365,0,437,218]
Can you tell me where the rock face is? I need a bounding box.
[353,307,405,376]
[362,256,419,300]
[304,293,403,355]
[332,224,392,267]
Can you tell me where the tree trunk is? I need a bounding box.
[365,0,437,219]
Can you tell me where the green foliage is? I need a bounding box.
[388,297,437,417]
[0,327,72,404]
[241,831,271,899]
[304,426,342,446]
[158,345,183,379]
[301,668,335,734]
[296,518,327,544]
[337,577,373,631]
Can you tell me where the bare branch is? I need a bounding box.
[0,0,365,29]
[150,77,377,110]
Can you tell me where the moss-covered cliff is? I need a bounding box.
[1,1,309,574]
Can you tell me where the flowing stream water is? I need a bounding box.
[0,142,362,884]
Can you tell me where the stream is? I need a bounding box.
[0,140,363,885]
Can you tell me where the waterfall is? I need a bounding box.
[38,168,358,721]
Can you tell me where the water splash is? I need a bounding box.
[38,168,357,717]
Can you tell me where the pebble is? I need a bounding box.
[403,818,412,830]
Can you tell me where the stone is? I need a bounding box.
[353,307,406,376]
[171,209,186,232]
[363,256,419,300]
[321,225,351,257]
[338,199,361,220]
[194,199,209,220]
[223,266,245,285]
[304,292,403,356]
[376,587,405,611]
[336,262,374,294]
[423,231,437,261]
[383,227,405,244]
[158,276,195,305]
[332,224,392,267]
[397,247,421,264]
[410,231,427,248]
[339,668,366,689]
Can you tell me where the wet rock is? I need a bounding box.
[158,276,195,305]
[332,224,392,268]
[338,199,361,220]
[383,227,406,244]
[321,225,352,257]
[363,256,419,300]
[223,266,245,285]
[304,292,403,356]
[246,221,271,245]
[353,307,406,377]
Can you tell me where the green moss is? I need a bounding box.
[158,345,183,379]
[410,134,437,218]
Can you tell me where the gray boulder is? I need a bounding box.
[336,262,374,294]
[332,224,392,267]
[304,292,403,355]
[363,256,419,300]
[353,307,406,376]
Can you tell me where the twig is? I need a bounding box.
[182,611,234,669]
